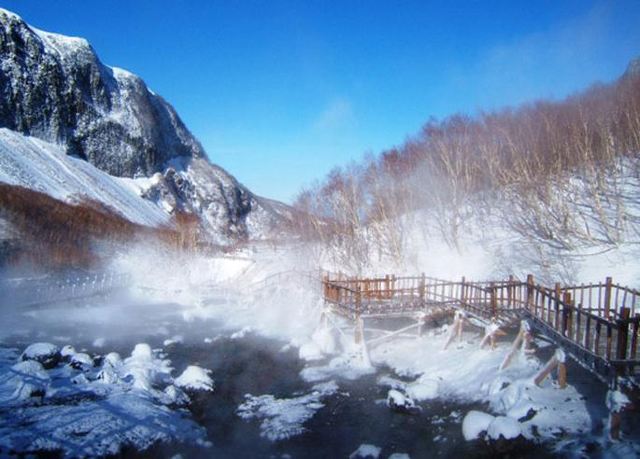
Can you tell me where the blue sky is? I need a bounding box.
[4,1,640,203]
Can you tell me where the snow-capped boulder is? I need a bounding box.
[349,444,382,458]
[20,342,60,369]
[10,360,50,399]
[387,389,418,413]
[122,343,172,391]
[69,352,94,371]
[60,345,76,361]
[174,365,214,392]
[462,410,495,441]
[486,416,522,440]
[163,384,191,406]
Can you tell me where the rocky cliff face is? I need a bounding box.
[0,8,203,177]
[0,8,291,243]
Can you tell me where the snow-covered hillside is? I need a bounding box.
[0,7,292,243]
[0,128,169,227]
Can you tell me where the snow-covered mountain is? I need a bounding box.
[0,8,291,244]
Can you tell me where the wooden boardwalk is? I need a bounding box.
[322,273,640,380]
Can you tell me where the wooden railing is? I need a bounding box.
[321,272,640,371]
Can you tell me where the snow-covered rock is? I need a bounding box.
[0,341,210,456]
[60,345,76,360]
[174,365,214,392]
[486,416,522,440]
[386,389,418,413]
[69,352,94,371]
[349,444,382,458]
[462,410,495,441]
[20,342,60,369]
[163,384,191,406]
[122,343,172,391]
[8,360,50,399]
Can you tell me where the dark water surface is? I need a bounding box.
[0,297,618,458]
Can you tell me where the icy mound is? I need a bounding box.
[237,381,338,441]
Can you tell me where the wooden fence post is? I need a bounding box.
[616,307,631,361]
[562,292,572,337]
[354,286,363,344]
[460,276,466,304]
[508,275,514,308]
[490,282,497,319]
[526,274,534,313]
[604,276,613,319]
[554,283,561,330]
[385,275,390,300]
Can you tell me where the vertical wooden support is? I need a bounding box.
[489,283,497,319]
[562,292,572,337]
[616,307,631,361]
[554,283,561,330]
[604,276,613,319]
[585,315,592,351]
[526,274,534,314]
[384,275,390,300]
[557,361,567,389]
[508,275,514,308]
[460,276,466,304]
[631,313,640,360]
[354,286,362,344]
[419,273,426,302]
[595,321,602,356]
